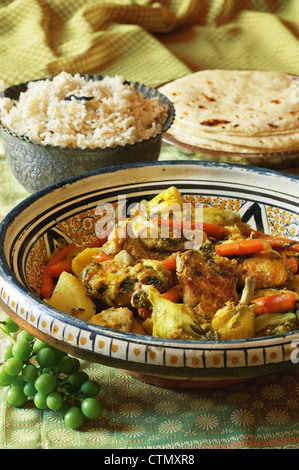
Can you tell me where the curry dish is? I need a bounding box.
[42,186,299,340]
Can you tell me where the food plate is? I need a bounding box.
[159,70,299,170]
[0,161,298,389]
[162,134,299,170]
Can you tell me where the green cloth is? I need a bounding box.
[2,0,299,88]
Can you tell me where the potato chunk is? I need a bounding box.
[46,271,96,321]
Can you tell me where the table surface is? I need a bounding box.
[0,141,298,450]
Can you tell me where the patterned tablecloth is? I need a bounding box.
[0,141,298,450]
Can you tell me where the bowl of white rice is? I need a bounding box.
[0,72,174,193]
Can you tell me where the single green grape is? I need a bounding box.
[5,357,23,376]
[57,355,75,374]
[0,364,15,386]
[46,391,63,411]
[34,373,56,394]
[17,330,35,343]
[11,375,26,388]
[64,406,85,429]
[6,386,27,407]
[56,401,71,420]
[12,339,31,361]
[80,379,101,398]
[68,371,89,390]
[22,364,39,383]
[23,381,37,398]
[1,317,19,334]
[81,398,103,419]
[68,358,81,374]
[36,347,56,368]
[32,339,49,355]
[3,344,13,361]
[33,392,48,410]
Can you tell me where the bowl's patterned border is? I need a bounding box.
[0,162,298,379]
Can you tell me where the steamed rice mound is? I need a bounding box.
[0,72,169,149]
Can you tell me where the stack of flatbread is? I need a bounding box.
[159,70,299,153]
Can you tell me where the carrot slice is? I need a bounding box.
[215,238,267,256]
[40,268,54,300]
[244,228,299,253]
[92,252,114,263]
[48,258,74,278]
[89,235,108,248]
[264,237,299,253]
[280,249,298,274]
[243,228,271,239]
[162,254,177,271]
[138,308,152,320]
[252,291,296,315]
[162,284,181,303]
[40,242,76,299]
[49,242,76,265]
[152,217,230,239]
[201,223,230,239]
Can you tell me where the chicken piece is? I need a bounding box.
[131,212,186,252]
[238,249,291,290]
[122,236,166,261]
[176,249,239,320]
[122,236,154,260]
[140,285,214,340]
[100,221,167,261]
[100,222,127,256]
[131,186,187,252]
[89,307,133,332]
[211,276,256,340]
[80,250,172,308]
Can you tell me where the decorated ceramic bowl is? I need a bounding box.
[0,162,298,389]
[0,75,175,193]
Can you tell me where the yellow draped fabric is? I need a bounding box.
[1,0,299,89]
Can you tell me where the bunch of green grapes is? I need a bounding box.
[0,316,103,429]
